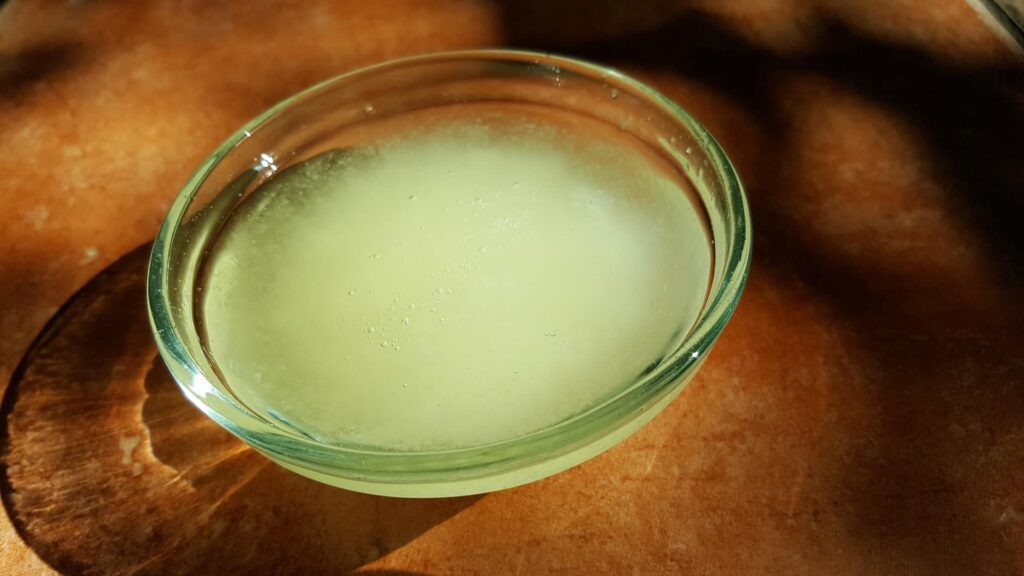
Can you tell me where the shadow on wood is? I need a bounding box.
[495,3,1024,573]
[0,244,473,575]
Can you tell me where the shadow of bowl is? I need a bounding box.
[1,244,476,575]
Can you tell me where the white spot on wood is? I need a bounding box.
[22,206,50,230]
[119,435,140,465]
[80,246,99,265]
[999,506,1024,524]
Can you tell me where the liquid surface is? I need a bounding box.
[200,118,711,450]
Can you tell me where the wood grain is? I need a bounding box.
[1,0,1023,574]
[2,245,476,575]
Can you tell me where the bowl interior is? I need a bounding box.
[147,50,750,488]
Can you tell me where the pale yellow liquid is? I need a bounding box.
[200,118,711,451]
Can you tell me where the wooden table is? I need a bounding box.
[2,1,1023,574]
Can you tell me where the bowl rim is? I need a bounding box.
[147,48,752,483]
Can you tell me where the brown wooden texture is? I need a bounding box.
[3,245,477,575]
[2,1,1023,574]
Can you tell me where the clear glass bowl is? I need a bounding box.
[147,49,751,497]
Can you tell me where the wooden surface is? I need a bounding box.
[1,1,1023,574]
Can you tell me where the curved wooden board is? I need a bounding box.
[2,1,1024,574]
[1,245,475,575]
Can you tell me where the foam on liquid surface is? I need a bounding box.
[200,119,711,450]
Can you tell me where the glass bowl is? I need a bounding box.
[147,49,751,497]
